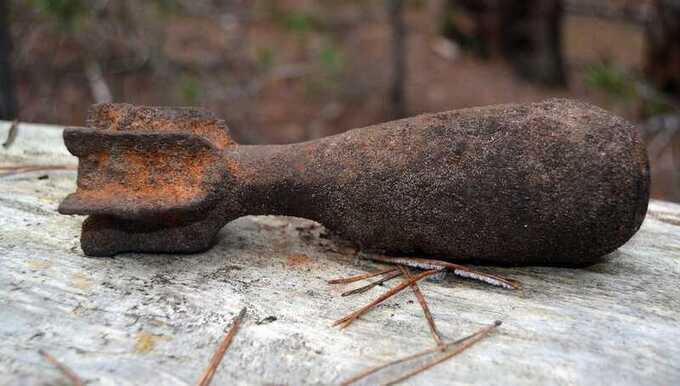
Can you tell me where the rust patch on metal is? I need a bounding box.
[88,103,234,149]
[59,99,650,266]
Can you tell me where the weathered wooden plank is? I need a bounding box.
[1,120,679,385]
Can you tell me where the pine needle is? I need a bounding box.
[2,120,18,148]
[366,255,521,290]
[38,349,84,386]
[342,271,402,297]
[328,267,399,284]
[333,269,441,329]
[340,321,501,386]
[0,164,76,177]
[398,265,443,346]
[380,321,502,386]
[196,307,247,386]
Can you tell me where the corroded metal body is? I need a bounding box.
[59,99,650,265]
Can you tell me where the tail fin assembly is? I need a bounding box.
[59,129,225,220]
[87,103,234,149]
[58,104,233,255]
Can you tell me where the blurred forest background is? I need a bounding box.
[1,0,679,201]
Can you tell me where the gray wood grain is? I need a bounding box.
[1,120,679,386]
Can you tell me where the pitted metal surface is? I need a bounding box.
[59,99,649,265]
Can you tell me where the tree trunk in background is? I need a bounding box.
[442,0,566,87]
[645,0,680,96]
[387,0,406,119]
[501,0,566,87]
[441,0,502,58]
[0,0,17,120]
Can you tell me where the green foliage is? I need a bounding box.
[583,63,636,102]
[642,94,676,116]
[304,41,346,99]
[152,0,180,15]
[255,47,275,72]
[283,11,317,34]
[263,1,323,36]
[178,75,201,105]
[318,43,345,76]
[29,0,87,30]
[583,63,678,118]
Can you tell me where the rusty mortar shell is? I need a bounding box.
[58,98,649,266]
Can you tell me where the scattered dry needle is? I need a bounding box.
[38,349,84,386]
[196,307,247,386]
[341,321,502,386]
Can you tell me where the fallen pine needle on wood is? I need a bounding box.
[342,271,402,297]
[398,265,443,347]
[38,349,84,386]
[366,255,521,290]
[196,307,247,386]
[0,164,77,177]
[2,120,18,148]
[340,320,502,386]
[333,269,442,329]
[381,320,501,385]
[328,267,399,284]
